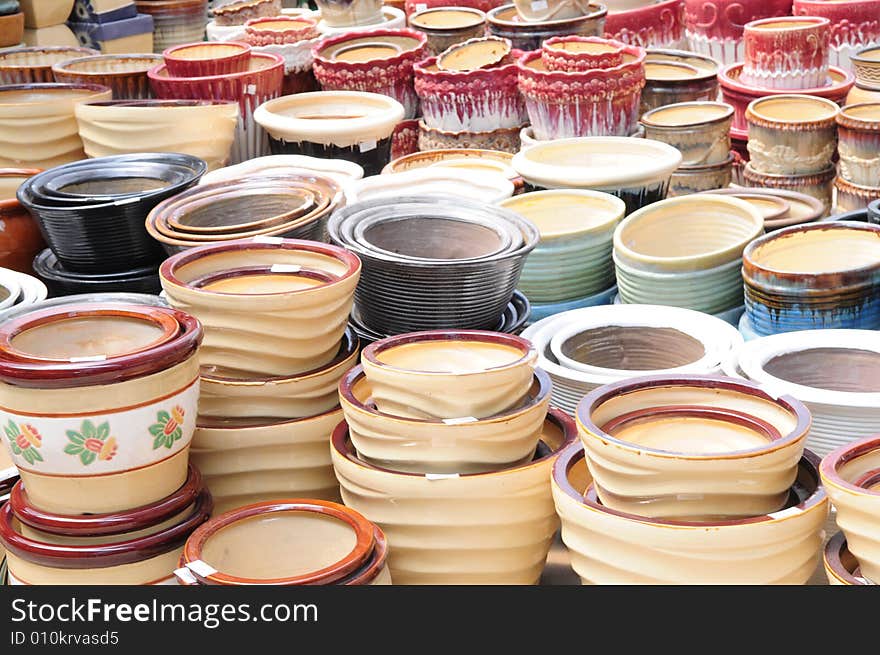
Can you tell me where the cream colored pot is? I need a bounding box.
[640,101,734,166]
[836,103,880,187]
[824,532,870,586]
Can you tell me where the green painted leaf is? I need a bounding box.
[149,424,163,437]
[64,443,83,455]
[23,450,33,465]
[66,430,84,445]
[4,425,15,440]
[97,422,110,440]
[31,449,42,463]
[153,433,166,450]
[164,433,175,449]
[81,420,96,439]
[80,450,96,466]
[10,442,21,455]
[157,410,170,423]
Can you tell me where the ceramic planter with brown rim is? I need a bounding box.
[640,49,719,116]
[51,54,162,100]
[312,29,428,120]
[821,436,880,583]
[331,407,577,584]
[824,532,871,585]
[745,95,839,176]
[668,154,734,197]
[0,303,203,515]
[0,46,98,84]
[576,374,811,520]
[0,168,44,275]
[837,102,880,187]
[743,163,836,216]
[383,148,521,190]
[552,443,828,584]
[176,499,391,585]
[741,17,831,90]
[640,101,733,167]
[408,7,487,56]
[159,238,361,377]
[834,176,880,213]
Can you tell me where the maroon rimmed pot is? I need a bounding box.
[741,16,831,90]
[517,45,645,140]
[824,531,869,585]
[0,486,212,585]
[162,42,252,78]
[541,35,625,72]
[244,16,320,46]
[0,168,45,275]
[0,46,99,85]
[413,52,527,133]
[312,28,428,120]
[391,117,420,159]
[176,499,390,586]
[603,0,686,49]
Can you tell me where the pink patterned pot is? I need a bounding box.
[793,0,880,69]
[684,0,792,66]
[541,36,626,72]
[414,52,527,132]
[313,29,428,120]
[148,52,284,164]
[244,17,320,46]
[742,16,831,90]
[518,46,645,140]
[391,118,420,159]
[404,0,505,18]
[162,42,252,78]
[604,0,686,50]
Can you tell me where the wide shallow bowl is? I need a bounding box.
[824,531,871,585]
[32,249,160,297]
[552,443,828,583]
[697,187,825,231]
[640,101,733,166]
[0,46,98,85]
[52,54,162,100]
[486,3,608,52]
[331,406,577,584]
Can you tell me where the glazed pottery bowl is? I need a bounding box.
[32,249,160,298]
[834,177,880,214]
[792,0,880,69]
[348,167,514,204]
[824,531,871,585]
[315,0,382,28]
[0,83,111,169]
[331,406,577,584]
[668,154,734,196]
[821,436,880,583]
[603,0,687,50]
[198,328,358,420]
[513,0,596,22]
[159,238,360,377]
[253,91,405,176]
[51,54,162,100]
[499,189,625,302]
[741,221,880,336]
[639,101,733,166]
[552,443,828,583]
[837,102,880,187]
[136,0,210,53]
[198,154,364,186]
[540,35,625,72]
[176,499,390,585]
[75,99,239,171]
[0,168,45,276]
[521,303,742,415]
[742,163,836,216]
[409,7,487,56]
[741,16,830,90]
[745,95,839,176]
[0,46,98,84]
[17,153,207,274]
[437,35,511,71]
[486,3,607,52]
[243,16,320,45]
[417,121,524,153]
[851,45,880,89]
[312,28,428,119]
[724,329,880,458]
[511,136,682,213]
[640,49,719,115]
[191,408,344,513]
[163,41,251,77]
[0,303,202,514]
[212,0,281,26]
[698,187,824,231]
[360,330,537,420]
[382,148,521,189]
[576,374,810,519]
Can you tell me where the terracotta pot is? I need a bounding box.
[212,0,280,26]
[408,7,487,56]
[793,0,880,69]
[51,54,161,100]
[741,17,831,90]
[0,304,203,514]
[684,0,792,66]
[742,163,835,215]
[603,0,686,50]
[837,102,880,187]
[163,41,252,77]
[640,48,718,115]
[0,168,44,275]
[824,531,871,585]
[0,46,98,84]
[640,101,733,166]
[243,16,319,45]
[486,3,607,51]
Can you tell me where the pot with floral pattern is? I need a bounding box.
[741,17,831,90]
[793,0,880,69]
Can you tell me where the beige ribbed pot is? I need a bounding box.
[331,407,577,584]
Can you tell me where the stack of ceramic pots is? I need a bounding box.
[603,0,686,51]
[793,0,880,70]
[512,136,682,213]
[517,36,645,140]
[332,330,576,584]
[52,54,162,99]
[744,94,839,214]
[640,101,735,196]
[835,102,880,213]
[612,194,764,317]
[0,168,45,276]
[485,2,607,52]
[409,6,488,56]
[684,0,792,66]
[553,374,827,584]
[521,304,743,415]
[414,36,527,152]
[18,153,206,296]
[67,1,155,54]
[640,49,719,115]
[0,46,97,84]
[498,189,624,318]
[848,45,880,105]
[159,238,362,514]
[0,300,210,585]
[18,0,78,47]
[0,439,18,568]
[148,42,284,164]
[698,187,825,231]
[135,0,209,53]
[740,221,880,337]
[328,196,538,338]
[821,438,880,585]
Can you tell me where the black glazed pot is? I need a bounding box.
[17,153,207,274]
[823,208,869,222]
[32,248,161,296]
[869,199,880,225]
[266,137,394,178]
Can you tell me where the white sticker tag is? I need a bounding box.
[252,235,283,244]
[359,140,377,153]
[113,197,140,206]
[270,264,301,273]
[425,473,460,481]
[416,3,427,11]
[769,506,802,520]
[186,559,218,577]
[856,576,875,585]
[531,0,548,10]
[70,355,107,363]
[442,417,478,425]
[245,83,257,95]
[174,567,199,585]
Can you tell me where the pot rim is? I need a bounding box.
[742,161,836,183]
[437,35,511,71]
[313,27,427,65]
[486,2,607,28]
[719,62,854,95]
[163,41,251,64]
[146,51,283,84]
[851,44,880,65]
[744,16,831,32]
[820,436,880,498]
[180,499,377,586]
[80,98,239,110]
[410,6,486,31]
[0,82,111,107]
[0,47,99,70]
[517,45,646,80]
[640,101,734,129]
[838,102,880,130]
[51,53,163,77]
[834,176,880,196]
[697,187,824,225]
[746,94,840,129]
[498,188,626,238]
[645,48,719,80]
[413,51,521,80]
[823,531,868,585]
[194,402,342,432]
[576,373,811,460]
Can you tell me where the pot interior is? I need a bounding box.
[547,41,619,54]
[59,177,170,196]
[272,94,391,121]
[251,19,314,31]
[361,216,505,259]
[170,44,246,60]
[61,56,160,73]
[645,62,699,80]
[856,47,880,62]
[411,9,484,29]
[763,347,880,392]
[0,87,101,105]
[841,103,880,121]
[194,269,333,294]
[836,443,880,489]
[322,36,419,62]
[502,191,621,237]
[374,338,526,373]
[749,227,880,273]
[200,510,358,579]
[750,96,838,123]
[438,39,509,71]
[751,19,821,30]
[0,50,90,67]
[172,191,317,231]
[173,247,351,286]
[644,103,730,127]
[560,326,706,370]
[10,315,172,359]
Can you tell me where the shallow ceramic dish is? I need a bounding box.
[32,249,160,298]
[163,41,251,77]
[382,148,520,187]
[824,531,870,585]
[0,46,98,84]
[486,3,607,52]
[697,187,825,231]
[348,167,514,204]
[837,102,880,187]
[408,7,487,56]
[331,407,577,584]
[640,101,733,166]
[552,443,828,583]
[52,54,162,100]
[640,49,719,115]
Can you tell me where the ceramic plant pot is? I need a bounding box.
[314,0,383,28]
[19,0,74,29]
[212,0,280,26]
[409,7,487,56]
[243,16,319,45]
[552,442,828,583]
[487,3,607,51]
[640,48,719,115]
[742,163,836,216]
[348,167,514,204]
[837,102,880,187]
[835,177,880,213]
[603,0,686,50]
[331,407,577,584]
[741,17,831,90]
[176,499,390,585]
[134,0,209,53]
[436,35,511,71]
[824,531,871,585]
[0,46,98,85]
[51,54,162,100]
[74,99,239,171]
[540,35,624,72]
[793,0,880,70]
[705,187,824,231]
[741,221,880,336]
[511,136,682,213]
[513,0,595,22]
[851,45,880,90]
[640,101,733,166]
[0,11,23,48]
[312,28,428,119]
[0,168,44,276]
[517,44,645,139]
[254,91,405,176]
[0,303,203,514]
[0,83,111,169]
[32,249,161,298]
[499,189,625,302]
[577,374,810,519]
[417,121,524,153]
[668,154,734,196]
[149,51,284,164]
[163,41,252,77]
[745,95,839,176]
[382,147,520,188]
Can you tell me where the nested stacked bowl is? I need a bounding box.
[51,54,163,99]
[17,153,207,274]
[613,194,764,314]
[328,195,538,334]
[32,249,160,297]
[824,531,870,585]
[741,221,880,336]
[486,3,607,52]
[640,49,719,115]
[0,46,98,84]
[0,302,203,515]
